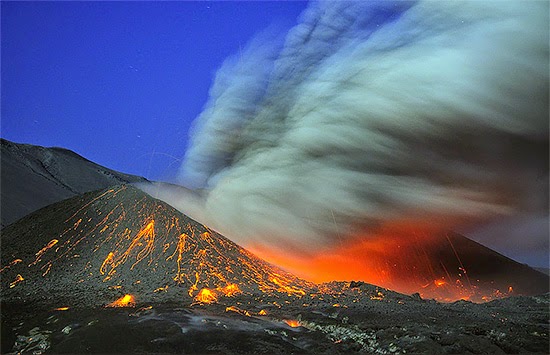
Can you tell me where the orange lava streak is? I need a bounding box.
[0,259,22,273]
[167,233,187,283]
[130,220,156,268]
[30,239,58,266]
[99,220,156,280]
[225,306,251,316]
[54,307,70,311]
[188,271,200,297]
[100,252,115,275]
[270,276,305,296]
[106,294,135,307]
[9,274,24,288]
[153,285,169,293]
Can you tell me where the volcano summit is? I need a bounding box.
[1,185,312,307]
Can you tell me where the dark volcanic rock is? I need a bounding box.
[0,185,312,307]
[1,139,147,228]
[0,185,548,354]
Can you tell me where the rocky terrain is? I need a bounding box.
[1,184,549,354]
[0,139,147,227]
[2,284,549,354]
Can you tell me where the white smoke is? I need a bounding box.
[157,1,549,254]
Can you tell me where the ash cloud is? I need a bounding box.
[167,1,548,255]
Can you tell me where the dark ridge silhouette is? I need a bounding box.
[0,139,148,228]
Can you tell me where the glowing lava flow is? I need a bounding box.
[0,259,22,273]
[248,227,535,303]
[3,184,547,308]
[29,239,58,266]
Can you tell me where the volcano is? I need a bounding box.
[0,139,147,228]
[252,229,549,302]
[0,185,312,307]
[2,186,550,355]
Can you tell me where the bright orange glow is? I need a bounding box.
[258,309,268,316]
[195,288,217,304]
[248,225,515,303]
[0,259,22,273]
[9,274,24,288]
[284,319,300,327]
[218,283,241,296]
[54,307,70,311]
[270,276,306,296]
[107,294,135,307]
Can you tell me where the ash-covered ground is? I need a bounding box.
[2,282,549,354]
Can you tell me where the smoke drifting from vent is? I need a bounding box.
[167,1,549,253]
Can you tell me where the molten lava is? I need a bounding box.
[284,319,301,327]
[9,274,24,288]
[195,288,218,304]
[107,294,136,307]
[0,259,22,273]
[249,226,540,302]
[3,185,544,308]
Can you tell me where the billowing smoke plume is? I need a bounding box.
[154,1,549,254]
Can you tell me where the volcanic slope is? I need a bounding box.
[328,231,550,302]
[0,185,313,307]
[1,139,147,228]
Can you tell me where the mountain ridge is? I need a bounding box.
[0,138,148,228]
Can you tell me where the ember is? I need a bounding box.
[107,294,135,307]
[284,319,301,328]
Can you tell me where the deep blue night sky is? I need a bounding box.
[1,1,307,181]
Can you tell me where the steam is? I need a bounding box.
[161,1,549,251]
